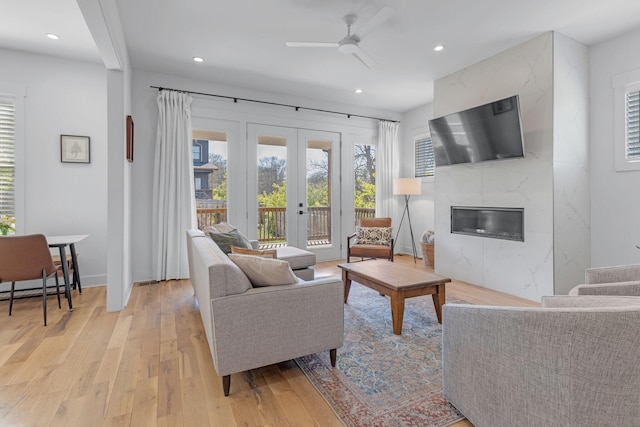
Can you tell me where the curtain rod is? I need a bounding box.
[150,85,400,123]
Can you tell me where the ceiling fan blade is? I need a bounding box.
[353,47,377,68]
[285,42,339,48]
[353,6,394,37]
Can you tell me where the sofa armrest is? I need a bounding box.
[585,264,640,284]
[442,303,640,427]
[542,295,640,308]
[210,277,344,377]
[569,280,640,296]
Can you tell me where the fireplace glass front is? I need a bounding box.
[451,206,524,242]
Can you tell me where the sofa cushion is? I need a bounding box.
[230,245,277,258]
[355,226,392,245]
[276,246,316,270]
[228,253,298,287]
[208,229,252,254]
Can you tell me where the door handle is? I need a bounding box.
[299,210,307,215]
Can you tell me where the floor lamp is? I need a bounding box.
[393,178,421,263]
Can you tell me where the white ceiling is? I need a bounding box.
[3,0,640,112]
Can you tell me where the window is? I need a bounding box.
[353,143,376,224]
[613,69,640,171]
[0,99,15,219]
[626,90,640,160]
[415,134,435,178]
[192,143,201,162]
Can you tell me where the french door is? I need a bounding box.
[247,124,341,261]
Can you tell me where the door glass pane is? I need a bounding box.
[306,139,332,247]
[354,144,376,225]
[257,135,287,247]
[192,130,228,229]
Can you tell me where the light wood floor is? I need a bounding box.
[0,254,538,426]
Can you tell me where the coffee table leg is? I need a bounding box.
[342,270,352,303]
[390,292,405,335]
[432,284,445,324]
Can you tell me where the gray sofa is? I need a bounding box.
[186,229,344,396]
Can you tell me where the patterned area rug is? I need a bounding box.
[295,281,465,427]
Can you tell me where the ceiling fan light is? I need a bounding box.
[339,40,358,54]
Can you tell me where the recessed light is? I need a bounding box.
[193,56,204,63]
[355,89,363,94]
[46,33,60,40]
[433,45,445,52]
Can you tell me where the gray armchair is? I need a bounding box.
[442,295,640,427]
[569,264,640,296]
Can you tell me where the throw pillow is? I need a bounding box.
[228,254,298,287]
[356,226,392,245]
[203,222,237,235]
[208,228,252,254]
[230,245,277,259]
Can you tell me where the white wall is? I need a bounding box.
[396,103,435,257]
[131,69,399,282]
[0,48,108,288]
[590,27,640,267]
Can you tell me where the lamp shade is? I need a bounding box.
[393,178,421,195]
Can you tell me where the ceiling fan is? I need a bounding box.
[285,6,395,68]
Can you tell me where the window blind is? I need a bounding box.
[626,90,640,160]
[0,100,15,216]
[415,136,435,177]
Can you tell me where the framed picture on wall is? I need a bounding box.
[60,135,90,163]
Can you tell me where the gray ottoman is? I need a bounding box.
[276,246,316,280]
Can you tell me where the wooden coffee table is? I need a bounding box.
[338,260,451,335]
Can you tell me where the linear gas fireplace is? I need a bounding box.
[451,206,524,242]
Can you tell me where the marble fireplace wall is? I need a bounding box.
[552,33,591,295]
[433,32,590,301]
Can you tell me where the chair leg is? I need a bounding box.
[55,274,61,309]
[9,281,15,316]
[42,269,48,326]
[223,375,231,396]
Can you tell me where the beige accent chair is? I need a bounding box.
[186,229,344,396]
[347,217,394,262]
[569,263,640,296]
[442,295,640,427]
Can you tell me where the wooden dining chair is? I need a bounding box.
[0,234,62,326]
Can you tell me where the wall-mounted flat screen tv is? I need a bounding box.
[428,95,525,167]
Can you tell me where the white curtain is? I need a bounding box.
[376,120,399,218]
[152,90,196,281]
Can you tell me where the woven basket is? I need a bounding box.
[421,243,435,268]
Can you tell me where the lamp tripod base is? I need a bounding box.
[394,195,418,263]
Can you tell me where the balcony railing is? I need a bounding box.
[196,206,376,246]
